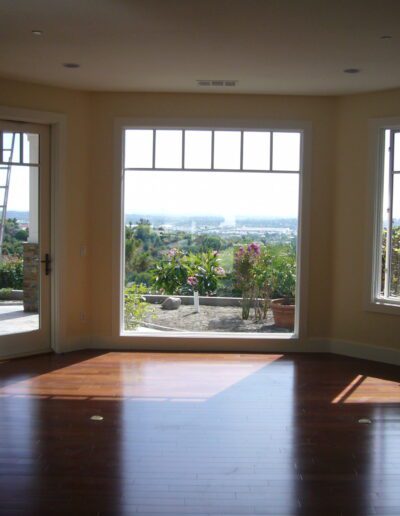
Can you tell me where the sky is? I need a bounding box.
[2,132,35,213]
[6,166,30,211]
[124,129,301,219]
[124,170,299,219]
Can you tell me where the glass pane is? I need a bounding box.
[23,133,39,164]
[123,169,298,335]
[393,132,400,171]
[2,132,20,163]
[0,166,7,187]
[0,188,4,205]
[184,130,212,169]
[272,132,301,171]
[243,131,270,170]
[389,175,400,297]
[0,165,39,335]
[125,130,153,168]
[155,130,182,169]
[214,131,241,169]
[380,130,391,295]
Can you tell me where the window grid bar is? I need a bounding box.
[211,131,215,170]
[384,130,395,298]
[240,131,244,171]
[19,132,23,165]
[152,130,156,169]
[269,132,273,171]
[124,167,300,174]
[182,130,185,169]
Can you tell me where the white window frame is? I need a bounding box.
[367,117,400,314]
[112,118,312,350]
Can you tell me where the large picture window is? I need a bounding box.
[122,128,303,335]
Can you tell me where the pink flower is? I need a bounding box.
[215,266,225,276]
[247,242,261,256]
[167,248,178,257]
[187,276,198,287]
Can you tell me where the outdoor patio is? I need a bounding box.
[0,302,39,335]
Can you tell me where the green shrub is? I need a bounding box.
[151,249,225,296]
[0,288,13,300]
[124,284,154,330]
[0,258,23,289]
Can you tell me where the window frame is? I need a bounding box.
[367,118,400,314]
[112,117,312,348]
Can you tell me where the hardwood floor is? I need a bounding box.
[0,351,399,515]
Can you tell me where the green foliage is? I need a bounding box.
[124,284,154,330]
[125,220,161,285]
[256,244,296,301]
[0,257,23,289]
[381,227,400,296]
[0,288,13,300]
[234,242,296,320]
[2,218,28,257]
[124,220,297,307]
[234,243,265,320]
[152,249,225,296]
[151,249,188,295]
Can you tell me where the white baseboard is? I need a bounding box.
[86,335,400,366]
[328,338,400,366]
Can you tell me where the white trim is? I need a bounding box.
[366,117,400,315]
[113,116,312,350]
[328,338,400,366]
[87,334,400,366]
[0,105,67,354]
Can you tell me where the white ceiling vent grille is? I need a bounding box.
[197,80,238,87]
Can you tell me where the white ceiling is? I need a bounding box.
[1,0,400,95]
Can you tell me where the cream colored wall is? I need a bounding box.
[1,75,399,355]
[89,92,337,343]
[332,88,400,351]
[0,77,91,345]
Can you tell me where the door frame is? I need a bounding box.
[0,106,67,357]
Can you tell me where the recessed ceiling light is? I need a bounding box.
[63,63,80,69]
[344,68,361,74]
[32,30,43,36]
[380,35,392,40]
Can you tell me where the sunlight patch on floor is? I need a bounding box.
[332,374,400,403]
[0,352,283,401]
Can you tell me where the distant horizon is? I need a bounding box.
[125,212,297,220]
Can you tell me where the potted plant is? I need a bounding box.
[269,249,296,330]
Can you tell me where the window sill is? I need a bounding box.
[366,298,400,315]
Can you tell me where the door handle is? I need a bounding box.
[41,253,51,275]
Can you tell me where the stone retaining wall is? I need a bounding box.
[143,294,268,308]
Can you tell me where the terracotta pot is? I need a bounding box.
[271,298,295,330]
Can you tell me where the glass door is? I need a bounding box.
[0,121,51,357]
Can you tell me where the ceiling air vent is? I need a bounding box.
[197,80,238,87]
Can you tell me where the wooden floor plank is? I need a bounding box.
[0,351,399,515]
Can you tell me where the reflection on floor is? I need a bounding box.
[0,302,39,335]
[0,351,399,515]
